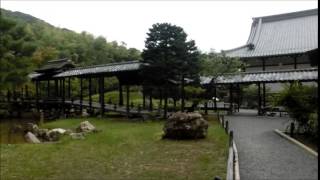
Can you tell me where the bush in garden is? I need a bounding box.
[308,113,318,140]
[276,82,318,134]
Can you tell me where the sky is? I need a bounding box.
[1,1,318,53]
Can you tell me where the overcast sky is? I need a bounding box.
[2,1,317,52]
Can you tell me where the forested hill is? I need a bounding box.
[0,8,142,90]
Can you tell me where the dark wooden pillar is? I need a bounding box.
[99,77,105,116]
[263,83,266,108]
[258,83,262,115]
[68,77,71,98]
[142,87,146,109]
[149,90,153,111]
[62,78,65,114]
[88,77,92,111]
[55,79,58,96]
[294,56,297,69]
[119,81,123,106]
[47,80,50,97]
[80,78,83,113]
[229,84,233,113]
[126,85,130,116]
[163,91,168,119]
[181,75,185,112]
[25,85,28,98]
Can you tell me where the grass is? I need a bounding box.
[0,115,228,179]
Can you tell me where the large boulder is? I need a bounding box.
[25,132,41,143]
[163,112,208,139]
[76,121,96,133]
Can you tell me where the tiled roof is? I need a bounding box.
[210,68,318,84]
[54,60,142,78]
[35,58,75,73]
[223,9,318,58]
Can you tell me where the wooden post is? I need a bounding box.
[47,80,50,97]
[263,83,266,108]
[119,81,123,106]
[142,87,146,109]
[225,120,229,133]
[149,90,153,111]
[229,131,234,147]
[229,84,233,114]
[258,83,262,115]
[55,79,58,97]
[163,90,168,119]
[68,77,71,99]
[181,75,185,112]
[214,85,217,111]
[126,85,130,116]
[62,78,65,114]
[88,77,92,112]
[204,101,208,115]
[99,77,105,116]
[80,78,83,113]
[25,85,28,98]
[294,56,297,69]
[290,122,295,137]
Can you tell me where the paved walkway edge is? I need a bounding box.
[274,129,318,157]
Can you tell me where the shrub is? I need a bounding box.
[276,82,317,134]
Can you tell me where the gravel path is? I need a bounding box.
[227,109,318,180]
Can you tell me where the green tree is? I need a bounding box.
[142,23,201,117]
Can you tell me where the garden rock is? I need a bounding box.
[70,133,85,140]
[76,121,96,133]
[50,128,66,134]
[163,112,208,139]
[25,123,39,136]
[46,130,62,141]
[25,132,41,143]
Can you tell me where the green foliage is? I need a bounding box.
[199,51,245,77]
[184,85,206,103]
[0,8,142,92]
[142,23,201,87]
[308,113,318,140]
[276,82,318,130]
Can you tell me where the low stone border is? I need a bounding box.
[217,114,240,180]
[274,129,318,157]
